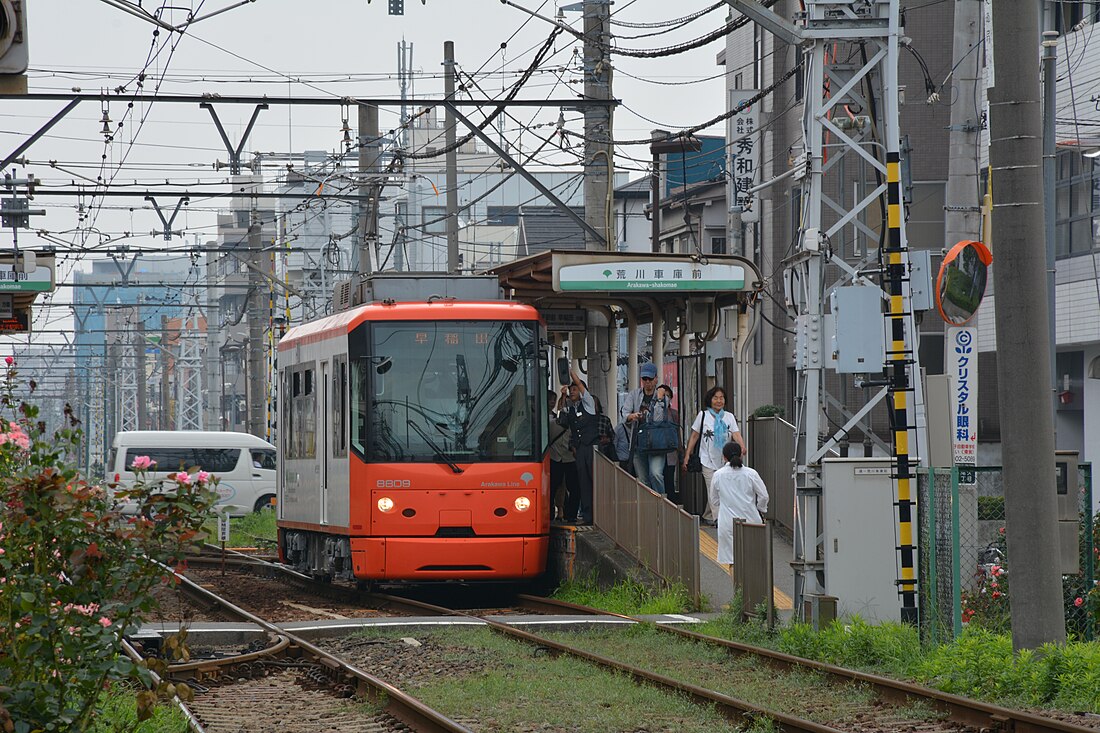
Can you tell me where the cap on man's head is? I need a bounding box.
[640,362,658,379]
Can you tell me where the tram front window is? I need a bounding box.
[353,321,542,463]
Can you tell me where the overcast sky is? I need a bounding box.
[2,0,734,343]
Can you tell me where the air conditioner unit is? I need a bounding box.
[0,0,28,75]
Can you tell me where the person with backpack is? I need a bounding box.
[557,369,598,525]
[620,362,673,494]
[683,385,746,526]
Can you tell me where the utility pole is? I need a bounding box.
[1042,30,1058,434]
[581,0,614,412]
[358,102,381,277]
[444,41,460,274]
[988,0,1066,649]
[582,0,613,252]
[944,0,983,248]
[247,207,265,437]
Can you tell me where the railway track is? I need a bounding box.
[140,565,474,732]
[129,551,1100,732]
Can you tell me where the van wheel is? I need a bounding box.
[253,494,276,513]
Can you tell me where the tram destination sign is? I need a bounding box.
[556,260,746,292]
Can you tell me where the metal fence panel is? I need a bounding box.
[592,452,700,605]
[918,464,1096,643]
[747,416,796,533]
[734,520,774,624]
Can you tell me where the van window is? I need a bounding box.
[124,448,241,473]
[250,448,276,470]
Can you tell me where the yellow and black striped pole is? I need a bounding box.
[885,151,918,623]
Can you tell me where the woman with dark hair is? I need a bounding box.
[683,385,746,526]
[711,441,769,584]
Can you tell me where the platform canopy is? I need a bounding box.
[487,250,762,327]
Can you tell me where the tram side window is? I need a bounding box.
[333,356,348,457]
[351,358,368,455]
[283,369,295,457]
[287,366,317,459]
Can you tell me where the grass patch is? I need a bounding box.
[87,683,189,732]
[551,574,694,615]
[345,626,744,732]
[695,606,1100,714]
[201,508,277,549]
[541,624,899,729]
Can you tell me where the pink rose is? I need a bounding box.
[98,617,112,628]
[4,356,12,365]
[1075,597,1084,607]
[173,472,192,486]
[195,470,211,484]
[130,455,154,471]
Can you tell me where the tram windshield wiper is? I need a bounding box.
[405,419,464,474]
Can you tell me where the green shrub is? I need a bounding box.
[751,404,785,419]
[777,617,919,676]
[976,496,1004,521]
[0,362,216,731]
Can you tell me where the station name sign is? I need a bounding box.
[556,260,746,292]
[0,264,52,292]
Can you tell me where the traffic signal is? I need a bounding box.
[0,0,27,75]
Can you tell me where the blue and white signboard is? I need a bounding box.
[948,326,978,485]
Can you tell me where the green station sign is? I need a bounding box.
[557,260,746,292]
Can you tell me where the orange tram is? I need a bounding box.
[276,295,550,584]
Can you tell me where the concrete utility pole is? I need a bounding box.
[247,209,266,438]
[1042,30,1058,433]
[583,0,613,251]
[444,40,460,274]
[988,0,1066,649]
[358,102,381,277]
[944,0,983,247]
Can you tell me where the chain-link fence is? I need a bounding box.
[918,465,1096,644]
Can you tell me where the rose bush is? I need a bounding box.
[0,359,217,732]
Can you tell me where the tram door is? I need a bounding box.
[320,360,330,525]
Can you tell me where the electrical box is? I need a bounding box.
[1055,450,1081,574]
[687,300,711,334]
[822,457,911,622]
[908,249,934,312]
[830,286,885,373]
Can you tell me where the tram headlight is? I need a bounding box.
[514,496,531,512]
[377,497,395,513]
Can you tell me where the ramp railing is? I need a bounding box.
[733,520,775,625]
[747,415,796,533]
[592,452,701,606]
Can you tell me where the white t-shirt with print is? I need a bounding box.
[690,410,740,470]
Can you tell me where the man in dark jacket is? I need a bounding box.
[557,368,598,524]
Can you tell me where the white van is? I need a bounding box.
[109,431,277,516]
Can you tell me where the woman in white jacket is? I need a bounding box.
[711,441,769,584]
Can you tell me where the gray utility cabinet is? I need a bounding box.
[821,457,912,622]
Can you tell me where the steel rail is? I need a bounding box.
[311,591,844,733]
[151,568,474,733]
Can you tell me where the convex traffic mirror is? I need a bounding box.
[936,240,993,325]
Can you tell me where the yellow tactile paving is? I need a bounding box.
[698,526,792,610]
